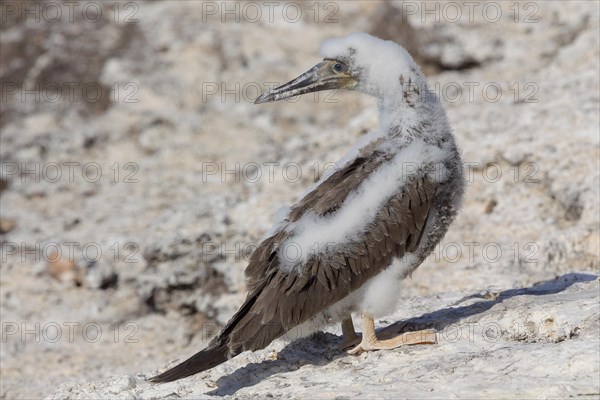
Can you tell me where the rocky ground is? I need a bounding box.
[47,273,600,399]
[1,1,598,399]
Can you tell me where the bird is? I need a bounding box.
[149,32,464,383]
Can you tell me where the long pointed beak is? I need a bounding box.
[254,61,352,104]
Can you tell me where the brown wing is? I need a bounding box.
[288,152,389,221]
[224,172,436,354]
[244,152,388,290]
[150,165,436,383]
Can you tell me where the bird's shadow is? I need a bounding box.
[208,272,596,396]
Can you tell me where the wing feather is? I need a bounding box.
[151,152,437,382]
[226,171,436,354]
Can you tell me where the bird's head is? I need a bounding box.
[255,32,421,104]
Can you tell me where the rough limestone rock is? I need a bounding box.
[47,274,599,399]
[1,1,598,398]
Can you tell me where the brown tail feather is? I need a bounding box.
[149,280,271,383]
[148,343,229,383]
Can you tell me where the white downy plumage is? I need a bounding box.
[273,33,463,319]
[150,32,464,384]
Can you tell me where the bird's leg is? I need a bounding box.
[348,315,437,355]
[339,317,361,350]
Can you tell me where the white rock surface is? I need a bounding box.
[47,274,599,399]
[0,1,598,398]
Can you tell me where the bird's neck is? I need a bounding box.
[376,85,449,146]
[378,97,423,137]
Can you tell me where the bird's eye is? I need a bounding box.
[333,63,344,73]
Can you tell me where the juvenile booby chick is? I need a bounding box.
[150,32,464,383]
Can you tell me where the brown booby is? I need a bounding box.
[150,32,464,383]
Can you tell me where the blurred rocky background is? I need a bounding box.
[0,1,598,398]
